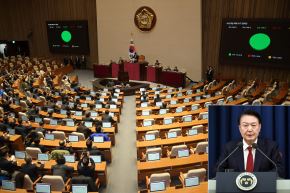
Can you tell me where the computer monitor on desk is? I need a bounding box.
[150,181,166,192]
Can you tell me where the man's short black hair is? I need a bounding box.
[238,109,262,124]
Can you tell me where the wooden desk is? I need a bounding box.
[39,139,112,163]
[136,108,207,126]
[207,81,226,94]
[225,83,245,97]
[168,95,224,109]
[139,182,208,193]
[226,98,248,105]
[0,189,99,193]
[16,159,107,186]
[136,119,208,139]
[0,132,24,150]
[136,134,208,158]
[137,153,208,182]
[191,82,205,91]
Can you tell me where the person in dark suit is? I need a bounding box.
[76,122,92,139]
[52,155,74,181]
[77,152,95,180]
[102,110,115,123]
[216,110,285,178]
[206,66,214,82]
[20,155,43,181]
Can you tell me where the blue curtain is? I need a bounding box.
[208,105,290,179]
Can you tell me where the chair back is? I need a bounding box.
[23,174,33,190]
[150,173,171,187]
[186,168,207,182]
[26,147,42,159]
[146,130,159,139]
[195,142,208,154]
[168,128,182,137]
[52,131,66,140]
[171,144,187,157]
[146,147,162,159]
[71,132,85,141]
[42,175,65,191]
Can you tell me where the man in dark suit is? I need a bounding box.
[20,155,43,181]
[216,110,285,178]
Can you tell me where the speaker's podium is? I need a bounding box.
[209,172,290,193]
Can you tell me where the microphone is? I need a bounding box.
[217,142,243,172]
[252,143,278,174]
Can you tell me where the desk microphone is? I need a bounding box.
[217,142,243,172]
[252,143,278,174]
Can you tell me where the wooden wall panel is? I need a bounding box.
[0,0,98,67]
[202,0,290,81]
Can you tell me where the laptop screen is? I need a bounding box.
[191,104,199,110]
[45,133,54,140]
[99,98,105,102]
[35,117,42,123]
[143,120,153,127]
[15,151,26,159]
[90,112,98,117]
[66,121,75,127]
[7,128,15,135]
[95,104,102,109]
[69,102,75,108]
[36,183,51,193]
[166,94,171,99]
[86,96,91,101]
[183,98,190,103]
[68,135,79,142]
[170,100,177,105]
[142,110,150,116]
[113,93,119,97]
[177,149,189,158]
[64,155,75,163]
[163,118,173,125]
[81,103,88,108]
[185,177,199,187]
[72,184,88,193]
[75,111,83,116]
[84,122,93,128]
[145,134,156,141]
[60,109,67,115]
[188,129,198,136]
[150,181,166,192]
[93,136,104,143]
[183,115,192,122]
[90,155,102,163]
[38,153,49,161]
[195,96,200,101]
[176,107,183,113]
[102,122,111,128]
[115,89,120,93]
[159,109,167,115]
[147,152,160,161]
[186,90,193,95]
[155,102,163,107]
[110,104,117,109]
[177,92,183,97]
[21,115,28,121]
[141,102,148,107]
[168,132,177,138]
[2,180,16,191]
[201,113,208,120]
[112,98,118,103]
[50,119,57,125]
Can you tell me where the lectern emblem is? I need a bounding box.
[236,172,257,191]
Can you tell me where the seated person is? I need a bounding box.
[52,155,74,182]
[86,140,104,161]
[77,152,95,180]
[28,138,47,153]
[173,66,178,72]
[83,112,94,122]
[20,155,43,181]
[154,94,162,103]
[102,110,115,124]
[89,125,110,142]
[0,147,17,178]
[76,122,92,139]
[50,140,73,160]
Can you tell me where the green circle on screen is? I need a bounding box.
[61,31,72,43]
[249,33,270,51]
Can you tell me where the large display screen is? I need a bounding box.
[46,20,90,54]
[219,19,290,68]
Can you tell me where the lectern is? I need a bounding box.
[216,172,276,193]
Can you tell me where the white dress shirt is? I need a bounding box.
[243,139,258,171]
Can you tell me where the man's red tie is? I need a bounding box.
[246,146,254,172]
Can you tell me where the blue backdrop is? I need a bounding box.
[208,105,290,179]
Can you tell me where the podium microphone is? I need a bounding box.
[252,143,278,174]
[217,142,243,172]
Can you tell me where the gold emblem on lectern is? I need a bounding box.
[134,6,156,32]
